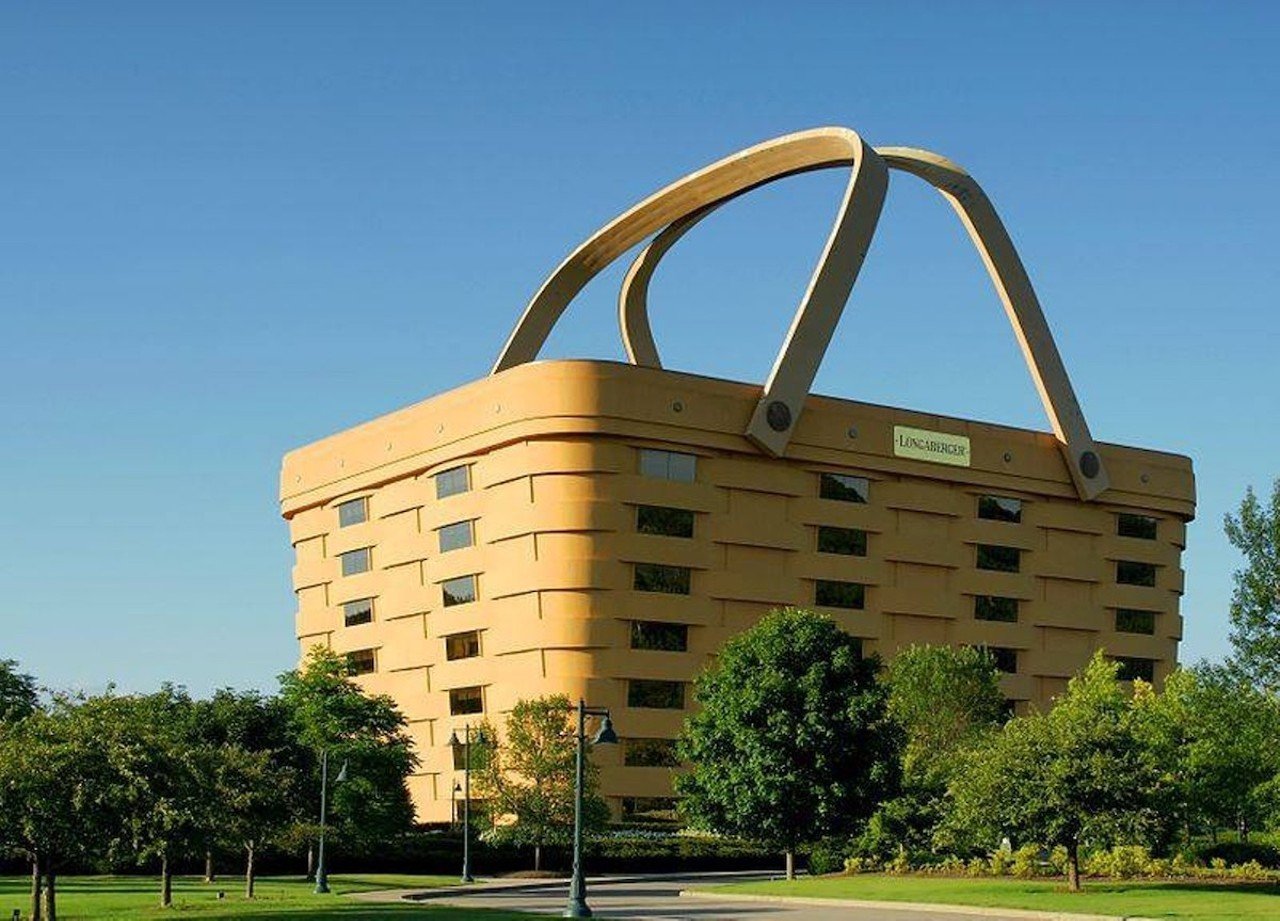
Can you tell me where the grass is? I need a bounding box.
[706,874,1280,920]
[0,874,538,919]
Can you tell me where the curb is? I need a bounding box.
[678,889,1162,921]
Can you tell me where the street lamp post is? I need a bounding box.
[313,750,348,894]
[448,724,487,883]
[563,699,618,919]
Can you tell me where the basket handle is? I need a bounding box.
[491,127,889,457]
[618,145,1110,501]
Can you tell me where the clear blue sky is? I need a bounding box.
[3,2,1276,695]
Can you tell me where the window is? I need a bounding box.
[441,575,478,608]
[435,466,470,499]
[639,449,697,482]
[1115,608,1157,635]
[978,495,1022,523]
[637,505,695,538]
[627,679,685,710]
[337,497,368,527]
[445,631,481,661]
[633,563,691,595]
[623,738,680,767]
[984,646,1018,674]
[1117,560,1157,587]
[438,520,474,553]
[1118,514,1158,540]
[342,597,374,627]
[339,547,372,576]
[449,686,484,715]
[621,797,679,822]
[817,525,867,556]
[974,595,1019,623]
[976,544,1020,573]
[1114,656,1156,683]
[630,621,689,652]
[815,579,865,610]
[345,649,376,675]
[819,472,869,503]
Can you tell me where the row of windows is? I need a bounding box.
[336,518,475,578]
[334,466,472,529]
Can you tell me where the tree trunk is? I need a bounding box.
[205,849,215,883]
[245,841,257,899]
[30,854,42,921]
[161,852,173,908]
[306,843,315,880]
[1066,841,1081,892]
[534,844,542,872]
[44,870,57,921]
[785,849,796,880]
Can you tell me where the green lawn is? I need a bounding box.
[0,874,537,920]
[707,874,1280,920]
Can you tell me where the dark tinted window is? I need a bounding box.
[438,520,475,553]
[442,575,477,607]
[1117,560,1157,587]
[340,547,372,576]
[634,563,691,595]
[815,580,865,609]
[623,738,680,767]
[984,647,1018,674]
[445,631,481,661]
[819,472,869,503]
[1115,608,1157,635]
[627,679,685,709]
[975,595,1019,623]
[630,621,689,652]
[449,686,484,715]
[1118,514,1158,540]
[435,466,470,499]
[621,797,679,822]
[978,495,1022,523]
[637,505,695,538]
[345,649,376,675]
[817,525,867,556]
[1114,656,1156,682]
[342,597,374,627]
[639,449,696,482]
[977,545,1020,573]
[337,497,368,527]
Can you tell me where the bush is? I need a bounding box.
[1195,841,1280,869]
[808,838,850,876]
[988,849,1013,876]
[843,855,878,874]
[1010,844,1043,878]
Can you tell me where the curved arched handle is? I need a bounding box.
[619,146,1110,500]
[491,127,889,457]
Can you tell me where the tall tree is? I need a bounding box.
[676,608,900,878]
[474,695,609,870]
[1224,479,1280,689]
[0,659,39,723]
[947,653,1160,890]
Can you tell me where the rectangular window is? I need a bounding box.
[441,575,478,608]
[1118,513,1158,540]
[819,472,869,503]
[985,646,1018,674]
[621,797,679,822]
[978,495,1022,523]
[976,544,1020,573]
[974,595,1019,623]
[337,497,368,527]
[1117,560,1157,587]
[438,520,475,553]
[1114,656,1156,683]
[339,547,372,576]
[815,579,865,610]
[630,621,689,652]
[435,466,470,499]
[636,505,695,538]
[445,631,481,661]
[623,738,680,767]
[1115,608,1157,635]
[345,649,376,675]
[639,449,697,482]
[342,597,374,627]
[633,563,691,595]
[817,525,867,556]
[449,686,484,715]
[627,679,685,710]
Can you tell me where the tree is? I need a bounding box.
[0,659,39,723]
[1224,480,1280,689]
[947,653,1161,890]
[474,695,609,870]
[676,608,900,878]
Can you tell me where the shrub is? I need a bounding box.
[965,856,987,877]
[1195,841,1280,869]
[886,846,911,875]
[843,855,878,874]
[988,849,1013,876]
[1010,844,1043,878]
[808,838,850,876]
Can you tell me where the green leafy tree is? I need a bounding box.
[1224,480,1280,689]
[676,608,900,878]
[474,695,609,870]
[0,660,39,724]
[947,653,1160,890]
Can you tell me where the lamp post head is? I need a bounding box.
[476,728,488,746]
[592,714,619,745]
[448,730,461,748]
[453,781,462,794]
[335,760,349,783]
